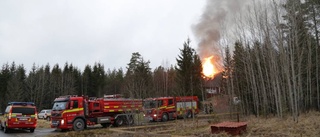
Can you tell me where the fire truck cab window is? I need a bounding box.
[168,99,173,105]
[158,100,163,106]
[143,100,163,108]
[52,102,67,110]
[73,101,78,108]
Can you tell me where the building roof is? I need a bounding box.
[203,72,222,88]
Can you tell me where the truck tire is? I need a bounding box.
[162,113,168,122]
[46,116,51,121]
[73,119,85,131]
[113,117,124,127]
[30,128,35,133]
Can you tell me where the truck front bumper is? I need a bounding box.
[51,119,69,129]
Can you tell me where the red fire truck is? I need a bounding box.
[143,96,199,122]
[50,94,142,131]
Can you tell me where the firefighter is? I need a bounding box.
[204,103,209,114]
[209,103,214,114]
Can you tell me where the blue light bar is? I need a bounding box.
[8,102,35,106]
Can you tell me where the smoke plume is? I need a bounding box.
[192,0,247,68]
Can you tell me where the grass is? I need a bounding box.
[46,111,320,137]
[245,111,320,137]
[37,119,51,128]
[172,111,320,137]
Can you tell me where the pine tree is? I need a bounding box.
[0,63,11,111]
[175,38,203,98]
[124,52,152,98]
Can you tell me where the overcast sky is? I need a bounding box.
[0,0,206,72]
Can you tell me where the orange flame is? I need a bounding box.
[202,56,220,78]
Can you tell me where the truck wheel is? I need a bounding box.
[73,119,85,131]
[101,123,111,128]
[162,113,168,122]
[113,117,124,127]
[30,128,35,133]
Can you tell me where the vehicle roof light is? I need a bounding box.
[8,102,35,106]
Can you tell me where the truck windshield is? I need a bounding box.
[52,102,67,110]
[143,100,163,109]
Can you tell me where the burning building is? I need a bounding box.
[203,72,222,98]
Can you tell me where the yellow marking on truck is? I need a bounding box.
[62,108,84,114]
[105,106,110,108]
[122,106,127,108]
[118,109,123,112]
[167,106,175,109]
[109,110,114,112]
[158,106,167,109]
[114,106,119,108]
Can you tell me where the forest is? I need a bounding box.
[222,0,320,121]
[0,39,203,114]
[0,0,319,122]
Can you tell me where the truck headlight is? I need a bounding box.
[153,114,157,117]
[61,119,65,125]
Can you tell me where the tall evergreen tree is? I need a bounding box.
[0,63,11,111]
[105,68,124,95]
[124,52,152,98]
[50,64,62,97]
[6,63,26,102]
[92,62,106,97]
[82,65,93,96]
[175,38,203,98]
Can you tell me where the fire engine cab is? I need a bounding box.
[51,94,142,131]
[143,96,199,122]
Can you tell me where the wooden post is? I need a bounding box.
[237,112,239,122]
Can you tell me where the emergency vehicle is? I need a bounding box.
[143,96,199,122]
[50,94,142,131]
[0,102,37,133]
